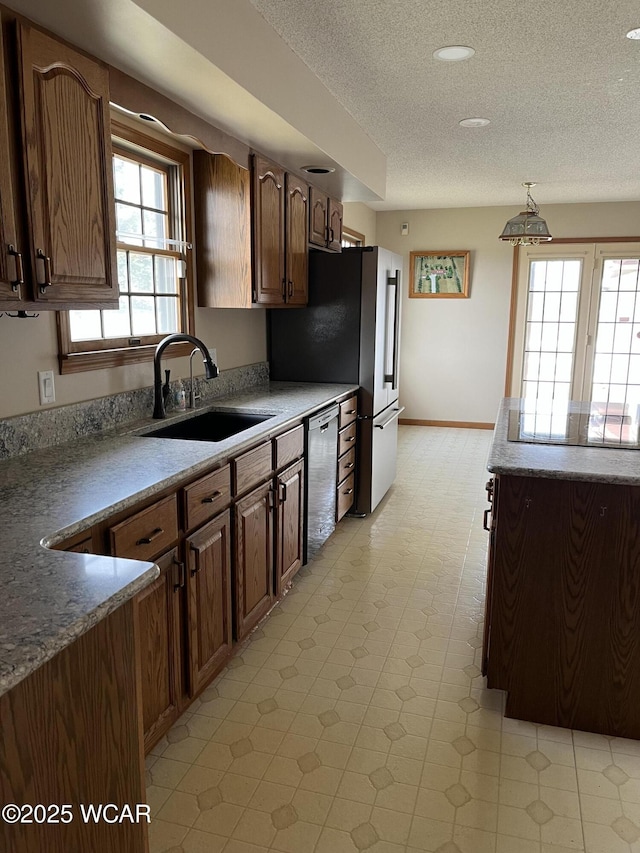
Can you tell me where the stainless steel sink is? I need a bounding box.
[142,410,275,442]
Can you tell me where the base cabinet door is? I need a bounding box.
[276,459,304,595]
[186,510,233,697]
[234,481,274,640]
[134,547,184,753]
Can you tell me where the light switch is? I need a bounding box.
[38,370,55,405]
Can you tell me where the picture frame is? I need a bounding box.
[409,250,470,298]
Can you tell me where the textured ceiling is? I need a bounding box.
[248,0,640,209]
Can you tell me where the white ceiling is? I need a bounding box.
[6,0,640,211]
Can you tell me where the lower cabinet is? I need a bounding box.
[186,510,233,696]
[134,547,184,752]
[234,480,274,640]
[275,458,304,595]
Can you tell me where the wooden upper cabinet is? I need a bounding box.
[309,186,343,252]
[15,22,118,308]
[252,153,285,305]
[284,173,308,305]
[193,151,252,308]
[0,22,21,306]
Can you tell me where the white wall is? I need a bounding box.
[0,307,266,419]
[343,202,377,244]
[376,202,640,425]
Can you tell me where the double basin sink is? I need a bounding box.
[143,410,275,442]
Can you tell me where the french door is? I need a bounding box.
[511,242,640,420]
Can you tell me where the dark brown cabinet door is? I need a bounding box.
[275,459,304,595]
[16,23,118,307]
[134,547,184,752]
[309,186,328,247]
[234,480,274,639]
[285,173,308,305]
[252,154,285,305]
[186,510,233,696]
[327,199,343,251]
[0,22,22,306]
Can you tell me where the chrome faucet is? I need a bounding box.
[153,334,218,419]
[189,347,203,409]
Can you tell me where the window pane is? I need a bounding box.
[156,296,179,334]
[69,309,102,341]
[141,165,166,210]
[103,296,131,338]
[143,210,168,248]
[131,296,156,335]
[128,253,154,293]
[562,261,581,291]
[116,203,143,245]
[113,156,140,204]
[155,256,179,294]
[117,251,128,292]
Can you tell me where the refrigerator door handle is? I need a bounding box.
[374,406,405,429]
[384,270,401,389]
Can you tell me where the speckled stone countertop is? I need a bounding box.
[0,381,356,697]
[488,398,640,484]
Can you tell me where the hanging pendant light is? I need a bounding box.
[499,182,552,246]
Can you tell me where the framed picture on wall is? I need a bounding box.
[409,250,470,298]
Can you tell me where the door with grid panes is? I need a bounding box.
[511,242,640,440]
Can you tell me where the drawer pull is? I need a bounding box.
[173,559,185,591]
[483,509,491,531]
[343,488,354,495]
[201,490,222,504]
[136,527,164,545]
[345,435,356,442]
[345,462,355,469]
[345,409,356,415]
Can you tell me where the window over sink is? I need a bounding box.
[56,120,195,373]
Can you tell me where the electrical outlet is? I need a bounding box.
[38,370,55,405]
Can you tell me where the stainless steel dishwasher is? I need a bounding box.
[305,404,339,562]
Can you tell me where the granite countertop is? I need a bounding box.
[488,398,640,484]
[0,381,356,697]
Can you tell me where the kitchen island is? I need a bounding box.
[484,398,640,738]
[0,380,356,853]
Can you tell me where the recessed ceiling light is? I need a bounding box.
[433,45,475,62]
[459,117,490,128]
[626,27,640,39]
[301,165,336,174]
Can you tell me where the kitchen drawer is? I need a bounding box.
[274,424,304,471]
[233,440,273,496]
[338,421,357,456]
[337,447,356,484]
[110,494,178,560]
[337,472,355,521]
[339,395,358,429]
[183,465,231,532]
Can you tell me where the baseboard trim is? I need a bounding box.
[399,418,495,430]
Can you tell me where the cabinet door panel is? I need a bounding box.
[135,547,183,752]
[17,23,117,306]
[285,173,308,305]
[0,21,22,305]
[309,186,327,247]
[252,154,285,305]
[235,481,274,639]
[186,510,233,696]
[327,199,343,252]
[276,459,304,594]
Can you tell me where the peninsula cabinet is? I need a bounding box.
[0,13,118,310]
[252,153,308,306]
[309,186,343,252]
[484,473,640,739]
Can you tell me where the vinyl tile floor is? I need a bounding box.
[146,426,640,853]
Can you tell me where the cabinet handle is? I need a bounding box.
[483,508,492,531]
[329,227,335,244]
[173,558,185,591]
[8,245,24,292]
[281,279,287,302]
[345,435,356,442]
[485,479,494,502]
[345,409,356,415]
[136,527,164,545]
[279,482,287,502]
[288,280,293,298]
[345,462,354,469]
[201,490,222,504]
[343,487,354,495]
[267,488,275,510]
[37,249,52,293]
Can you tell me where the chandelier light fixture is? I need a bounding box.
[499,182,552,246]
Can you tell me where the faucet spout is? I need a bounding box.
[153,333,218,419]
